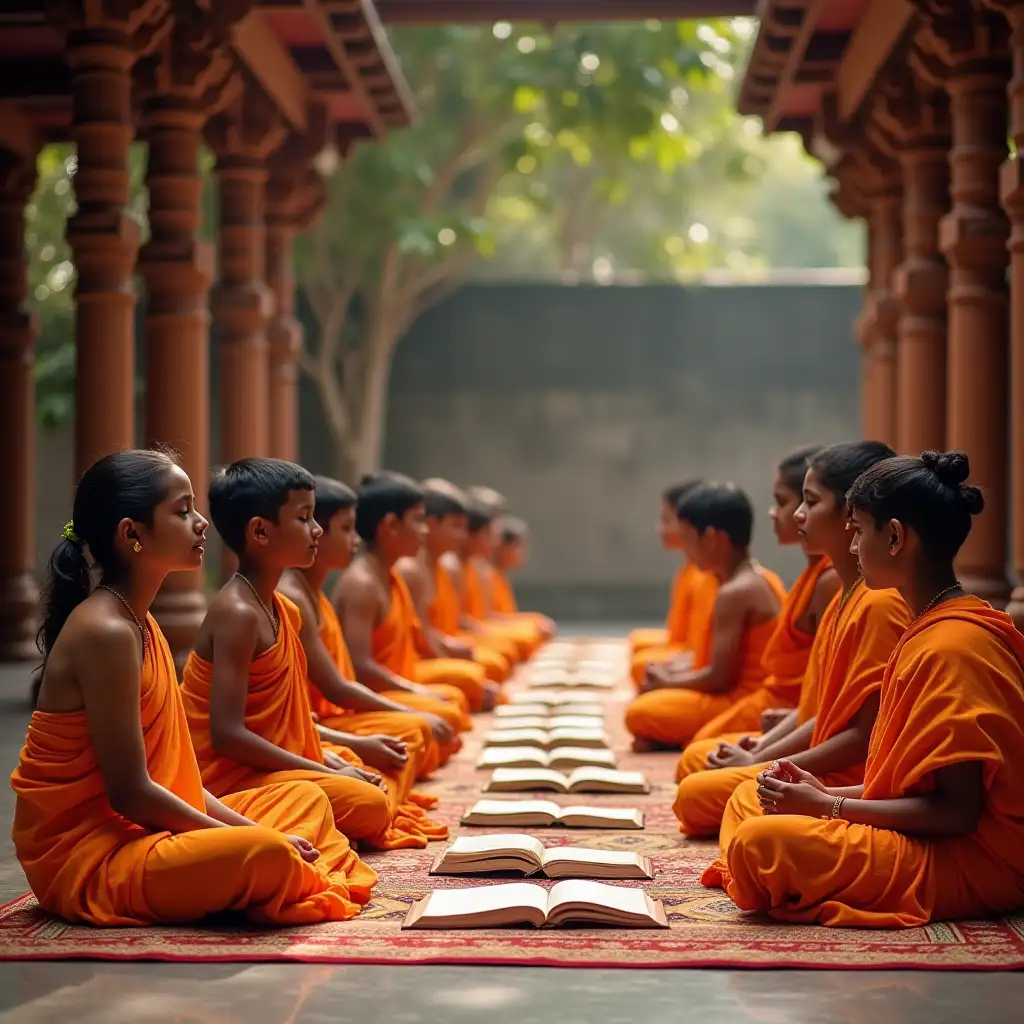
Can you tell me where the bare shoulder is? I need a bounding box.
[193,585,261,658]
[396,556,427,584]
[63,600,143,665]
[277,572,317,626]
[336,559,383,605]
[811,567,841,613]
[440,552,463,578]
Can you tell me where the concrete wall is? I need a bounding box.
[305,281,863,619]
[32,281,862,620]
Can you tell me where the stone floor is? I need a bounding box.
[1,659,1022,1023]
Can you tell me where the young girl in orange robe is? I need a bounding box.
[715,450,1024,927]
[11,450,376,926]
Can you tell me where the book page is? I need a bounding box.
[549,716,605,730]
[560,806,643,824]
[567,767,648,789]
[483,728,553,747]
[446,834,547,860]
[493,716,552,730]
[548,747,617,768]
[541,848,642,868]
[547,879,653,916]
[478,747,550,769]
[420,883,549,920]
[495,704,553,718]
[487,767,569,790]
[464,799,562,819]
[548,728,609,744]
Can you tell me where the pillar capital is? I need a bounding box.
[206,82,288,167]
[910,2,1011,84]
[135,2,251,119]
[875,61,951,149]
[46,0,172,55]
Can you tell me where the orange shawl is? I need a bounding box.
[863,596,1024,913]
[727,566,788,697]
[11,618,207,925]
[491,568,518,615]
[760,557,832,705]
[372,569,422,679]
[666,563,701,643]
[428,561,462,635]
[181,593,324,797]
[306,592,356,721]
[803,583,910,746]
[463,558,490,620]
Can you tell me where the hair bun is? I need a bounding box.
[359,474,379,487]
[922,450,971,487]
[961,485,985,516]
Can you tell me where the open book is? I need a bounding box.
[430,835,654,879]
[528,673,616,690]
[493,715,605,732]
[477,746,617,771]
[461,799,644,829]
[403,880,668,930]
[482,727,610,750]
[509,691,605,709]
[485,766,650,794]
[498,699,605,716]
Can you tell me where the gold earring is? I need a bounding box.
[133,541,142,553]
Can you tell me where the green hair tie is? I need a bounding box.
[61,521,80,544]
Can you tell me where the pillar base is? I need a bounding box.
[0,572,39,661]
[959,572,1012,609]
[1005,587,1024,631]
[151,584,208,677]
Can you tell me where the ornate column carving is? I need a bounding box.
[876,62,951,455]
[265,105,329,463]
[45,0,171,474]
[0,106,42,660]
[984,0,1024,625]
[206,85,286,467]
[912,0,1011,602]
[135,1,250,666]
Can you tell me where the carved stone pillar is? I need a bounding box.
[265,108,328,463]
[877,64,951,455]
[136,3,248,666]
[913,1,1011,603]
[986,0,1024,625]
[0,106,42,660]
[207,87,286,468]
[862,173,903,447]
[47,1,170,474]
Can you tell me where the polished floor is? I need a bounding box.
[1,661,1021,1023]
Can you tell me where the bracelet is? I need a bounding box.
[830,795,845,820]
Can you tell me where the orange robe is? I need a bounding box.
[624,567,787,748]
[490,566,552,638]
[714,597,1024,927]
[181,594,426,850]
[304,591,447,840]
[689,557,833,744]
[11,616,375,926]
[628,563,695,655]
[630,566,719,687]
[465,557,541,660]
[428,560,512,684]
[372,569,475,732]
[682,584,909,841]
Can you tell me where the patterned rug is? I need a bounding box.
[3,653,1024,969]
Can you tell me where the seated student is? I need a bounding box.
[677,441,909,839]
[624,484,786,751]
[629,480,707,655]
[462,500,546,660]
[12,450,376,926]
[403,480,512,686]
[332,473,481,732]
[630,482,720,689]
[278,476,452,843]
[715,451,1024,927]
[488,513,557,640]
[180,458,418,851]
[675,448,839,764]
